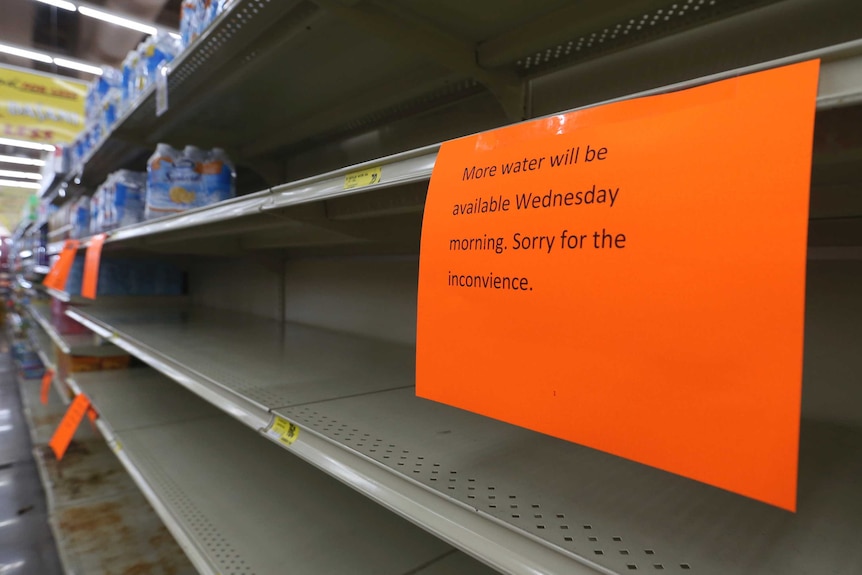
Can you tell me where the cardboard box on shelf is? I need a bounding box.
[54,342,132,384]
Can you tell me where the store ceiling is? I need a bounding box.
[0,0,180,76]
[0,0,181,234]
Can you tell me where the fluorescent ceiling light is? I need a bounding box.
[53,57,102,76]
[30,2,180,40]
[0,179,41,190]
[0,43,53,64]
[0,41,102,76]
[0,170,41,180]
[0,137,55,152]
[35,0,76,10]
[78,6,158,35]
[0,155,45,167]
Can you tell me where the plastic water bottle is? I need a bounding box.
[202,147,236,204]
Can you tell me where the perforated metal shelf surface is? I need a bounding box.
[67,303,862,575]
[73,368,495,575]
[15,373,197,575]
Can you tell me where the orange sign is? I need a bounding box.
[416,61,819,511]
[86,407,98,432]
[49,394,91,460]
[40,369,54,405]
[82,234,107,299]
[43,239,79,291]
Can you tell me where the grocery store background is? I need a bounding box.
[0,0,179,232]
[0,1,861,574]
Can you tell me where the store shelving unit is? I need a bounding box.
[29,314,56,371]
[65,368,495,575]
[47,145,437,256]
[45,37,862,257]
[22,0,862,573]
[26,316,68,404]
[43,0,862,195]
[24,300,129,404]
[21,303,492,575]
[26,301,122,359]
[63,300,862,575]
[16,361,196,574]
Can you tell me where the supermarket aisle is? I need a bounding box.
[0,336,63,575]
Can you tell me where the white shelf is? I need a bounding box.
[45,288,74,304]
[26,317,71,405]
[29,318,56,372]
[64,302,862,575]
[44,39,862,258]
[26,301,127,358]
[69,368,495,575]
[47,144,437,256]
[15,372,196,575]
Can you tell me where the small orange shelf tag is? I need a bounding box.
[49,394,91,460]
[82,233,107,299]
[416,60,820,511]
[85,407,99,432]
[43,240,79,291]
[40,369,54,405]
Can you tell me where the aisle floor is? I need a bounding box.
[0,337,63,575]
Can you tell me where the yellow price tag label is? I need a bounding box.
[344,166,382,190]
[268,416,300,446]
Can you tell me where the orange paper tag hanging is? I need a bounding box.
[49,394,91,460]
[416,61,820,511]
[40,369,54,405]
[86,407,99,432]
[43,240,79,291]
[82,233,107,299]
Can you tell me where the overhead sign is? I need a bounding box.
[416,60,820,511]
[0,64,86,145]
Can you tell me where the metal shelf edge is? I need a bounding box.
[66,308,271,431]
[26,304,71,355]
[264,421,607,575]
[64,305,607,575]
[106,193,273,244]
[46,288,72,303]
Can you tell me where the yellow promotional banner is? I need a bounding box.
[0,64,86,145]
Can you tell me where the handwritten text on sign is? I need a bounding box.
[416,61,820,511]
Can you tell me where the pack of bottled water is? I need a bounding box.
[180,0,234,48]
[146,143,236,220]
